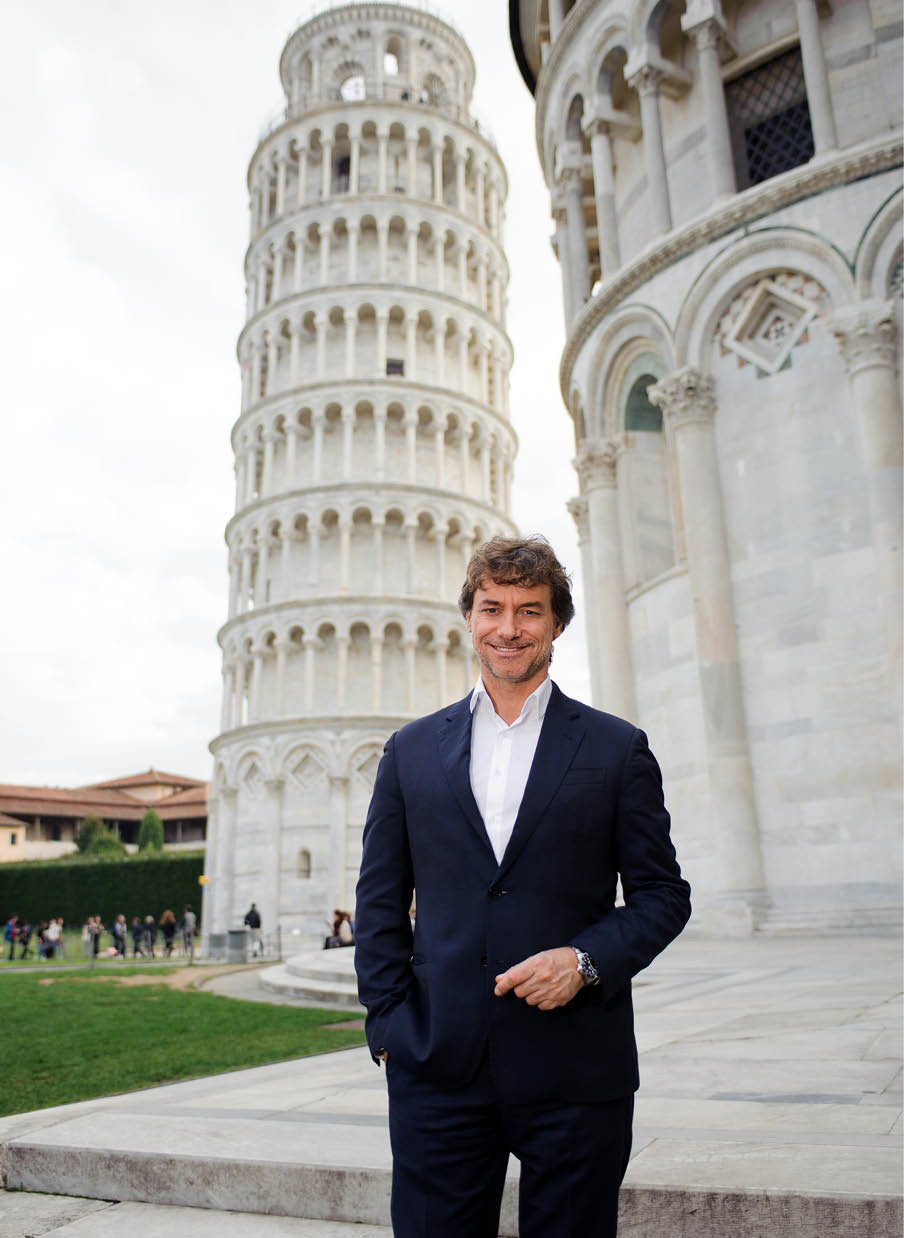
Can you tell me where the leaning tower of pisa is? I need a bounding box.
[205,2,515,949]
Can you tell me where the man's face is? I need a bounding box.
[466,580,563,690]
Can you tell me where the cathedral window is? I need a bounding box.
[386,357,404,376]
[298,848,312,878]
[726,48,814,189]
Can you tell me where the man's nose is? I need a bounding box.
[497,610,519,638]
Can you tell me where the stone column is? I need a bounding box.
[649,368,766,929]
[250,649,264,720]
[434,422,446,486]
[289,317,302,382]
[406,317,418,381]
[831,301,902,696]
[348,224,358,282]
[321,136,333,199]
[279,526,293,599]
[349,133,360,194]
[285,422,299,486]
[220,662,235,730]
[296,147,307,206]
[628,65,672,235]
[303,637,317,712]
[377,131,389,194]
[274,638,289,717]
[558,156,591,316]
[339,516,352,589]
[405,409,419,481]
[407,228,418,284]
[403,637,417,711]
[319,228,330,284]
[336,635,349,709]
[345,311,357,379]
[433,143,443,203]
[376,309,389,374]
[308,524,320,585]
[458,244,468,298]
[213,786,237,933]
[315,314,327,378]
[405,522,417,592]
[328,775,350,911]
[261,429,276,494]
[795,0,837,153]
[371,635,383,712]
[311,409,325,482]
[433,527,447,597]
[682,11,736,198]
[435,236,445,291]
[372,518,385,592]
[552,211,572,327]
[228,554,241,617]
[459,421,471,493]
[572,442,636,720]
[475,163,486,226]
[262,777,284,936]
[239,547,253,612]
[455,152,466,211]
[341,407,354,479]
[435,327,445,387]
[265,333,278,397]
[407,136,418,197]
[374,405,387,477]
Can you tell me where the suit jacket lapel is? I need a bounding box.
[497,684,585,879]
[437,695,497,866]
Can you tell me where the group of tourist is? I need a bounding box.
[325,908,355,949]
[4,915,65,960]
[3,906,198,962]
[105,906,198,959]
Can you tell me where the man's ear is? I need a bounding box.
[464,611,473,632]
[553,623,564,640]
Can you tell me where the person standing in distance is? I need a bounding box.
[354,536,691,1238]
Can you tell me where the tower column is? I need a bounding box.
[831,301,902,697]
[649,368,765,930]
[795,0,837,152]
[627,65,672,234]
[682,11,736,198]
[572,441,636,721]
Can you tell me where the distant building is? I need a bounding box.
[509,0,902,933]
[0,769,207,861]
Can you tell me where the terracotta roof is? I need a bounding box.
[0,811,26,827]
[80,769,205,792]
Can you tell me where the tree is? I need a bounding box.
[76,815,126,858]
[138,808,165,853]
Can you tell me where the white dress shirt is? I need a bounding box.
[469,676,553,864]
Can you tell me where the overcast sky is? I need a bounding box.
[1,1,587,787]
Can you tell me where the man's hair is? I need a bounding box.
[458,536,575,630]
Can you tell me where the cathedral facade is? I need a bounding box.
[510,0,902,932]
[205,3,515,948]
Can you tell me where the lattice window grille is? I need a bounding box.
[727,49,815,188]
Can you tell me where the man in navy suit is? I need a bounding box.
[355,536,691,1237]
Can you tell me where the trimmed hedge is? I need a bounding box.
[0,852,205,928]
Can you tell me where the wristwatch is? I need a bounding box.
[570,946,600,986]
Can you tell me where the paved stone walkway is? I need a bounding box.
[1,934,900,1237]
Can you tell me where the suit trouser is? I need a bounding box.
[387,1051,634,1237]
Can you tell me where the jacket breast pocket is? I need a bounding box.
[561,768,607,786]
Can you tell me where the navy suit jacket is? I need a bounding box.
[354,683,691,1105]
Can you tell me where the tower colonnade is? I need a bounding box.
[206,3,516,949]
[511,0,902,934]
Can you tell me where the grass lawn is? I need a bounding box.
[2,967,366,1117]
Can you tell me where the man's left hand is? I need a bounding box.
[494,947,584,1010]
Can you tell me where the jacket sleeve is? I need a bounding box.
[353,731,415,1062]
[570,728,691,996]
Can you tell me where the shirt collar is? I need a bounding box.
[469,675,553,724]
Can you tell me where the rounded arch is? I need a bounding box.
[583,305,675,439]
[855,188,903,300]
[675,229,856,371]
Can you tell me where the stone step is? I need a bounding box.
[0,1192,394,1238]
[259,959,363,1009]
[7,1115,899,1238]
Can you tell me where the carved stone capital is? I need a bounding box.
[830,300,898,376]
[573,438,618,492]
[626,63,664,97]
[648,368,717,429]
[566,495,590,541]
